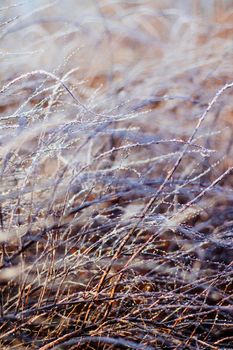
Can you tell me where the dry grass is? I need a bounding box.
[0,1,233,349]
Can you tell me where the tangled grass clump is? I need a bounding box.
[0,1,233,349]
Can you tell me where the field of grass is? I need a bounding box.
[0,1,233,349]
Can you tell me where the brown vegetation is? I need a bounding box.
[0,1,233,349]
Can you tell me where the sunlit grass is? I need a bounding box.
[0,1,233,349]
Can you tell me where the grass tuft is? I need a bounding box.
[0,1,233,349]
